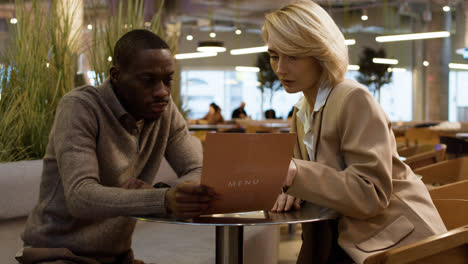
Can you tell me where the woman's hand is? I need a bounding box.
[271,193,301,212]
[271,160,300,212]
[285,160,297,187]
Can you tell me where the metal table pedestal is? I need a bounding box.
[216,226,243,264]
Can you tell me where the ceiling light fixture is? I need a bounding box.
[87,24,92,30]
[388,67,406,72]
[197,41,226,53]
[376,31,450,42]
[235,66,260,72]
[372,58,399,65]
[442,6,450,12]
[235,29,242,35]
[423,61,429,67]
[231,46,268,55]
[449,63,468,70]
[231,39,355,55]
[361,9,368,21]
[345,39,356,45]
[186,35,193,41]
[209,32,216,38]
[347,65,360,71]
[175,52,218,60]
[10,18,17,24]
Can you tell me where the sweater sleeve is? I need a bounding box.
[164,101,203,183]
[287,88,393,219]
[54,97,169,219]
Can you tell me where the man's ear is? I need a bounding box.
[110,65,120,83]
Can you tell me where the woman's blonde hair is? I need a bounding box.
[262,0,348,87]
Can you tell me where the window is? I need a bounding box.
[181,68,413,121]
[345,70,413,121]
[181,68,301,120]
[449,71,468,121]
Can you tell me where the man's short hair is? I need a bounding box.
[113,29,170,69]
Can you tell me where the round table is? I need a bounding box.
[135,203,337,264]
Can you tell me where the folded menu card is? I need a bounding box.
[201,133,297,214]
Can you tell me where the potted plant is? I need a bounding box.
[256,52,282,119]
[356,47,393,103]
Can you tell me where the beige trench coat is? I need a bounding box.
[287,79,447,264]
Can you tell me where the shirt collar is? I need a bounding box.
[294,83,332,127]
[294,82,332,113]
[98,79,139,134]
[99,79,129,119]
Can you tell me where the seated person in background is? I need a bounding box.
[19,29,217,264]
[265,2,446,264]
[264,109,277,119]
[199,102,224,124]
[231,101,248,119]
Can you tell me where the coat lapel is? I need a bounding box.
[291,107,310,161]
[311,109,324,161]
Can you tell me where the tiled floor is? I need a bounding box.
[3,219,303,264]
[278,224,302,264]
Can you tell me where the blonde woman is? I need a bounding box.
[265,1,446,264]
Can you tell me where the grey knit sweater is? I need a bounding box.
[22,79,202,256]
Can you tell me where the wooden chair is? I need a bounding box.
[397,145,419,157]
[413,157,468,187]
[404,128,440,146]
[398,144,443,158]
[428,180,468,200]
[364,199,468,264]
[364,226,468,264]
[432,199,468,230]
[403,144,446,170]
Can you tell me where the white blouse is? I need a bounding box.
[294,84,332,160]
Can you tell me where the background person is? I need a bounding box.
[202,102,225,124]
[231,101,247,119]
[264,109,277,119]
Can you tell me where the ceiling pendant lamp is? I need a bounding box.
[197,40,226,53]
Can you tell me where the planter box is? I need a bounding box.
[0,160,42,220]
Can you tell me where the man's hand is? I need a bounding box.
[271,193,301,212]
[165,181,218,219]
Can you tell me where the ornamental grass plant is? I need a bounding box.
[0,0,80,161]
[0,0,184,162]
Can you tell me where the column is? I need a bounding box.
[412,18,426,121]
[424,1,451,120]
